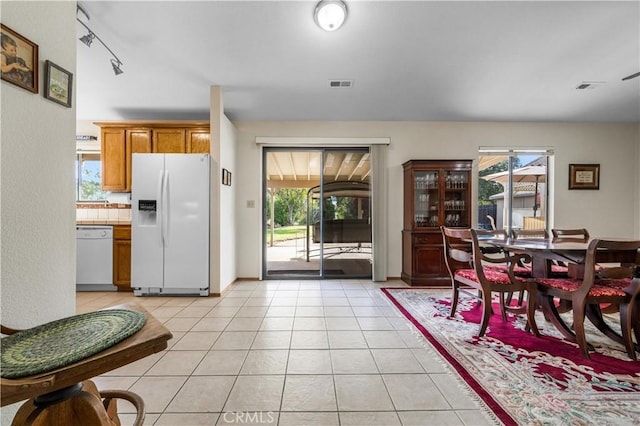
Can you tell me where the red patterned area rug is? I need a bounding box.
[382,288,640,426]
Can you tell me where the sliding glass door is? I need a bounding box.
[321,150,372,278]
[263,148,371,279]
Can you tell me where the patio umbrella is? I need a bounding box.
[482,165,546,217]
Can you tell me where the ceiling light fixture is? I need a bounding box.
[314,0,348,32]
[77,4,124,76]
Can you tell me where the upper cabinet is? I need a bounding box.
[187,129,212,154]
[101,128,127,191]
[153,128,186,153]
[402,159,472,231]
[96,121,210,192]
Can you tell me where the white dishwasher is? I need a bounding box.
[76,226,116,291]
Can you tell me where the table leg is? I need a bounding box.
[538,294,576,342]
[531,256,550,278]
[584,304,639,352]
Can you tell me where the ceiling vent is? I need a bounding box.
[329,79,353,88]
[575,81,605,90]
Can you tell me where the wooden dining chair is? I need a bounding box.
[441,226,539,337]
[533,238,640,360]
[512,228,571,278]
[511,229,549,239]
[475,229,534,308]
[551,228,590,242]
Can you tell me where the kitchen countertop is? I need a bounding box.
[76,220,131,226]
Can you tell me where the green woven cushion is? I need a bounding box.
[1,309,146,379]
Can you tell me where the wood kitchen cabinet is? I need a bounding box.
[153,128,186,153]
[113,225,131,291]
[186,129,211,153]
[96,121,210,192]
[126,129,152,191]
[401,159,472,286]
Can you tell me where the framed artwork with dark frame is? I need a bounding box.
[44,60,73,107]
[0,23,38,93]
[569,164,600,190]
[222,168,232,186]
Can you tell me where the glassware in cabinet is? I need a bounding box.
[413,171,439,228]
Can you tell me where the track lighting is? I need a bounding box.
[77,5,124,76]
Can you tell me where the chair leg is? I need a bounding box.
[505,291,514,307]
[620,302,637,361]
[526,285,539,337]
[478,290,492,337]
[450,282,459,318]
[572,301,591,360]
[633,299,640,351]
[499,293,508,322]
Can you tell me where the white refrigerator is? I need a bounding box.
[131,153,210,296]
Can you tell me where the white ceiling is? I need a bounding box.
[75,1,640,123]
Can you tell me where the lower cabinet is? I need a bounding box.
[401,230,450,286]
[113,225,131,291]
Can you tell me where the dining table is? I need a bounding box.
[478,236,639,351]
[478,236,637,278]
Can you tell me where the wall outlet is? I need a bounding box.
[246,200,256,208]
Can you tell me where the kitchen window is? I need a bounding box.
[76,152,108,201]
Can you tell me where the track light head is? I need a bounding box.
[111,59,124,75]
[79,32,95,47]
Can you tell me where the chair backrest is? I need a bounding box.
[474,229,508,255]
[551,228,590,242]
[578,239,640,294]
[486,215,497,230]
[441,226,473,278]
[511,229,549,239]
[475,229,507,240]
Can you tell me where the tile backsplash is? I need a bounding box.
[76,203,131,224]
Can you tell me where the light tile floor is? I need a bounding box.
[76,280,494,426]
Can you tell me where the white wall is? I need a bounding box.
[220,115,237,291]
[233,121,639,279]
[209,86,238,293]
[0,1,77,422]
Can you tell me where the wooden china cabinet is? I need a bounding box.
[401,160,472,286]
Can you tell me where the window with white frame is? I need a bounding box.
[478,149,552,234]
[75,152,108,201]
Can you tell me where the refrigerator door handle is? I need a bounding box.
[157,170,165,246]
[163,170,170,247]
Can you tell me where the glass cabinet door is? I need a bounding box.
[414,171,439,228]
[444,170,469,227]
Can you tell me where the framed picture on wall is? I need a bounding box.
[569,164,600,190]
[0,24,38,93]
[222,168,232,186]
[44,60,73,107]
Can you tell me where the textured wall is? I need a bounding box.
[1,3,76,421]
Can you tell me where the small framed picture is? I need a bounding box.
[222,168,232,186]
[1,24,39,93]
[569,164,600,190]
[44,60,72,107]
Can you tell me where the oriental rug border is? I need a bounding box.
[381,287,640,426]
